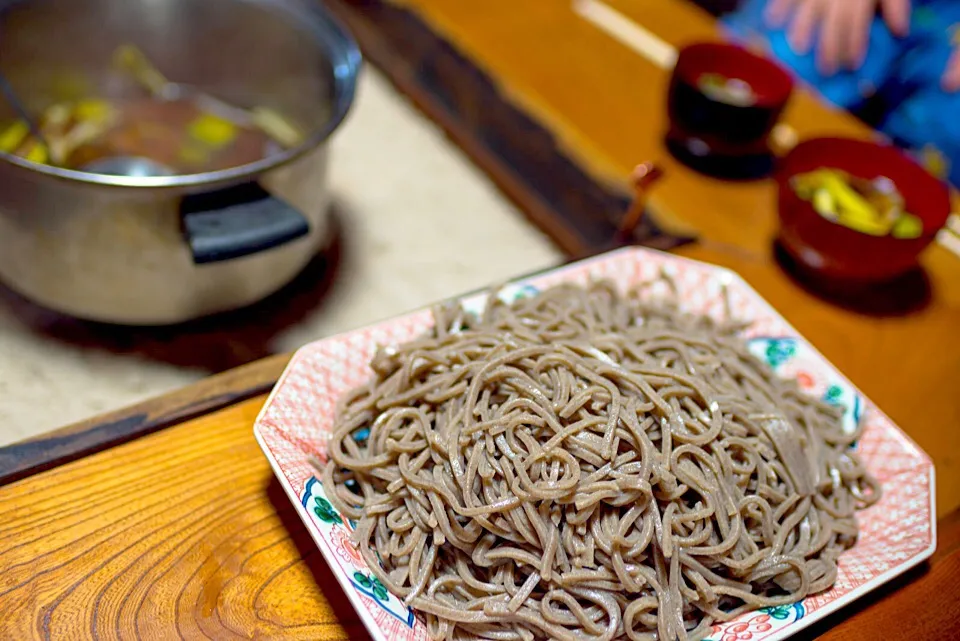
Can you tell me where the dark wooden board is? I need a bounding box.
[0,354,289,485]
[324,0,694,258]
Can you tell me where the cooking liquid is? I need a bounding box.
[64,97,275,174]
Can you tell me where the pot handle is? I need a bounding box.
[181,182,310,265]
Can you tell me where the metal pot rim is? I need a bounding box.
[0,0,361,189]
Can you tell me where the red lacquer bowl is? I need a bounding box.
[668,42,793,148]
[776,137,950,282]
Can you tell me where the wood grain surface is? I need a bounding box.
[1,394,958,640]
[0,397,364,640]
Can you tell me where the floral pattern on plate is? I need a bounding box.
[747,336,864,438]
[704,602,806,641]
[301,477,418,630]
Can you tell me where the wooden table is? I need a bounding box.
[2,1,959,638]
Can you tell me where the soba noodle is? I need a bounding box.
[320,280,879,641]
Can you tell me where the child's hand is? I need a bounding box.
[943,43,960,92]
[765,0,911,75]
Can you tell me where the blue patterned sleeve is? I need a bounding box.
[721,0,902,110]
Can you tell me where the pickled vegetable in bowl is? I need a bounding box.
[790,168,923,239]
[776,137,951,282]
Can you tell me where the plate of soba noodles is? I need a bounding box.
[254,247,934,641]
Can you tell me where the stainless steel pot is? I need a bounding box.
[0,0,360,324]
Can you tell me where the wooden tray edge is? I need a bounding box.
[0,353,289,485]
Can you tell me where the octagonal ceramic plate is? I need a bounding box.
[254,247,935,641]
